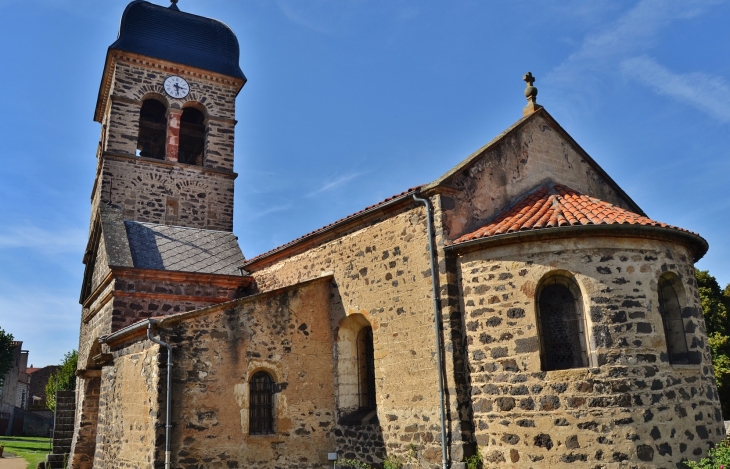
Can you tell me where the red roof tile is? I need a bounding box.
[454,183,697,244]
[243,186,422,267]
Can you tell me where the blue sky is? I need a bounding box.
[0,0,727,366]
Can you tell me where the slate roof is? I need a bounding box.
[124,221,245,275]
[110,1,246,80]
[454,183,699,244]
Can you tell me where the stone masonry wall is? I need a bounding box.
[157,278,336,469]
[93,341,161,469]
[250,205,456,468]
[439,112,636,241]
[95,58,239,231]
[97,155,235,231]
[105,59,238,171]
[456,236,723,468]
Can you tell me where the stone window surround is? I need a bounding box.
[234,360,283,437]
[136,92,210,167]
[535,271,594,371]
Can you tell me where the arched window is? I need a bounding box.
[536,276,589,371]
[356,326,376,409]
[137,99,167,160]
[178,107,205,165]
[249,371,274,435]
[658,275,689,364]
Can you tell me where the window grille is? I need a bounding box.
[658,276,689,364]
[357,326,376,409]
[537,277,588,371]
[249,371,274,434]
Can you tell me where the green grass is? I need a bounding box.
[0,436,52,468]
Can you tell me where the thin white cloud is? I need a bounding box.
[549,0,722,85]
[276,0,332,34]
[621,56,730,123]
[0,225,86,254]
[306,172,364,197]
[246,204,292,220]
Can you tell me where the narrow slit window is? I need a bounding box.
[178,107,205,165]
[357,326,376,409]
[137,99,167,160]
[249,371,274,435]
[658,276,689,364]
[537,277,589,371]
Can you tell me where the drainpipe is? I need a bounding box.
[147,321,173,469]
[412,192,448,469]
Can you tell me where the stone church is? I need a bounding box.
[68,1,724,468]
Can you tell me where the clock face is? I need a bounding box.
[163,75,190,99]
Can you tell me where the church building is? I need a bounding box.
[69,1,724,468]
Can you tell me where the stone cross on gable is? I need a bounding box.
[522,71,542,116]
[523,72,535,87]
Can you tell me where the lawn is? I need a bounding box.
[0,436,51,468]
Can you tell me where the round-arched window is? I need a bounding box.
[249,371,274,434]
[536,276,589,371]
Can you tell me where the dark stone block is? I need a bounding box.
[506,308,524,319]
[478,333,494,344]
[485,316,502,327]
[696,425,709,439]
[637,444,654,461]
[516,419,535,427]
[612,452,629,462]
[495,397,515,411]
[533,434,553,450]
[636,322,653,333]
[565,435,580,449]
[501,433,520,445]
[650,427,661,440]
[560,453,587,462]
[657,443,672,456]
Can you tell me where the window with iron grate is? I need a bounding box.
[249,371,274,435]
[658,275,689,364]
[536,276,589,371]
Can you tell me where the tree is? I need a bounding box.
[0,328,15,386]
[45,350,78,412]
[696,269,730,417]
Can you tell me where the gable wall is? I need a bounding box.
[440,113,636,241]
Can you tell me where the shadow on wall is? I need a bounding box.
[330,285,387,467]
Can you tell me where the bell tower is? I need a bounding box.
[70,3,251,468]
[92,0,246,231]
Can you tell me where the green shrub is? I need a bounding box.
[684,438,730,468]
[466,449,483,469]
[338,459,371,469]
[383,455,403,469]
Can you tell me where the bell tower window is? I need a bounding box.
[178,107,205,165]
[136,99,167,160]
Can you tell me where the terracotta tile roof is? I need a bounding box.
[454,183,696,244]
[243,186,422,267]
